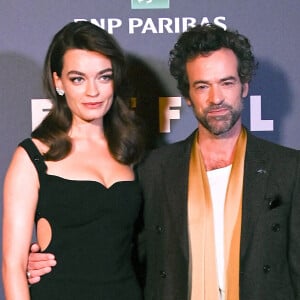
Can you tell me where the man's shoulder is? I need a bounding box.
[138,131,195,169]
[148,133,194,159]
[247,132,299,157]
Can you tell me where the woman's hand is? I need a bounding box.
[27,243,57,285]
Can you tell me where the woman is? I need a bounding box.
[2,21,145,299]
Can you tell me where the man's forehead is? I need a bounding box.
[186,49,239,82]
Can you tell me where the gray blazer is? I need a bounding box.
[138,130,300,300]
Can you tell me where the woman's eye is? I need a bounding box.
[70,77,84,84]
[99,74,113,82]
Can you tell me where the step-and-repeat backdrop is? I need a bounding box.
[0,0,299,296]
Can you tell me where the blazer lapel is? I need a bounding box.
[161,133,195,261]
[240,133,270,259]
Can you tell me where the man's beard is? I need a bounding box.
[195,102,243,136]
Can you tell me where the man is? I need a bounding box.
[27,24,300,299]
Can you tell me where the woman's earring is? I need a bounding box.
[55,87,65,96]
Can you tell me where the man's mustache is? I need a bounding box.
[205,104,232,113]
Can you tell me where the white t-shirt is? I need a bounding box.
[207,165,232,300]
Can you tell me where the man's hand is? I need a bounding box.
[27,243,57,285]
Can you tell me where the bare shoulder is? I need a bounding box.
[5,141,40,186]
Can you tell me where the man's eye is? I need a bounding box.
[223,81,234,86]
[196,85,208,90]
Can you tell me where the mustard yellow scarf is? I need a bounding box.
[188,128,247,300]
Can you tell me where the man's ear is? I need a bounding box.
[185,98,192,106]
[242,82,249,98]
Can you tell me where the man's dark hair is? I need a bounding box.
[169,23,257,98]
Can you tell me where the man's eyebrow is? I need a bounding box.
[192,76,238,85]
[192,79,210,87]
[219,76,238,82]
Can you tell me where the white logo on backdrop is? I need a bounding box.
[31,97,274,133]
[74,16,227,34]
[31,99,52,130]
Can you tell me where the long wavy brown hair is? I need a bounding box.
[32,21,145,165]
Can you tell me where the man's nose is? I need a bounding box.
[208,85,224,105]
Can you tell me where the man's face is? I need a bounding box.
[186,48,249,136]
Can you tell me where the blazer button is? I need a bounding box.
[156,225,163,233]
[268,197,281,209]
[160,270,167,278]
[263,265,271,273]
[271,223,280,232]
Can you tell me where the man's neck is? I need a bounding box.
[197,124,242,171]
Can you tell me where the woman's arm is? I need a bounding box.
[2,146,39,300]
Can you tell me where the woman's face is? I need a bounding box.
[53,49,114,125]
